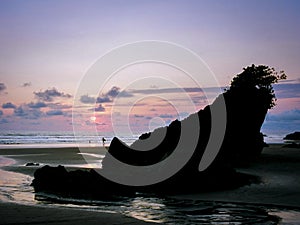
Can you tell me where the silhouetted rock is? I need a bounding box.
[32,165,68,193]
[25,162,39,166]
[103,86,268,174]
[32,88,267,197]
[103,120,180,167]
[32,64,283,198]
[31,165,135,198]
[217,87,268,165]
[284,132,300,141]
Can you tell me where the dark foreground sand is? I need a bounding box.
[174,144,300,208]
[0,202,155,225]
[1,144,300,224]
[0,146,156,225]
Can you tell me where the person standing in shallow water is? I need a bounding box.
[102,137,106,147]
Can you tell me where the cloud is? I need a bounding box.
[34,88,72,102]
[94,104,105,112]
[278,79,300,84]
[46,110,64,116]
[262,109,300,137]
[159,114,173,118]
[80,94,111,104]
[106,86,121,97]
[0,83,6,93]
[125,84,299,101]
[191,95,208,104]
[80,86,132,105]
[22,82,31,87]
[273,83,300,99]
[131,88,176,95]
[27,102,47,108]
[99,86,133,100]
[2,102,17,109]
[80,94,95,104]
[14,106,43,119]
[0,118,8,124]
[48,103,72,109]
[134,114,144,118]
[96,96,111,103]
[266,109,300,121]
[130,87,223,95]
[179,112,189,119]
[29,121,40,125]
[0,110,3,116]
[102,86,132,99]
[14,107,26,117]
[118,91,133,98]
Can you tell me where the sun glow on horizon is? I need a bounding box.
[90,116,97,122]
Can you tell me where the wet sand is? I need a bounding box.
[0,146,155,225]
[1,144,300,224]
[0,202,155,225]
[174,144,300,208]
[0,146,106,175]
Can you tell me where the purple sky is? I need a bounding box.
[0,0,300,137]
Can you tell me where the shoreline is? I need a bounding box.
[172,144,300,208]
[0,143,110,150]
[0,146,107,176]
[0,202,156,225]
[1,144,300,224]
[0,148,157,225]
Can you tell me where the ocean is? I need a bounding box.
[0,131,138,148]
[0,131,285,148]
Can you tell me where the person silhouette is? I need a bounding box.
[102,137,106,147]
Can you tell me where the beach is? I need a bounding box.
[176,144,300,208]
[1,144,300,224]
[0,146,156,225]
[0,202,155,225]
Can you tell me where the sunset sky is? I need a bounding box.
[0,0,300,137]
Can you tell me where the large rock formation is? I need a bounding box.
[99,86,268,192]
[104,86,269,169]
[32,65,283,198]
[31,86,267,197]
[283,131,300,148]
[284,132,300,141]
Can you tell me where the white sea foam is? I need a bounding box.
[0,131,138,148]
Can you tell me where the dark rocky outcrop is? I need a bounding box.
[283,132,300,148]
[103,86,268,172]
[25,162,40,167]
[32,65,282,198]
[284,132,300,141]
[31,87,267,197]
[31,165,136,198]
